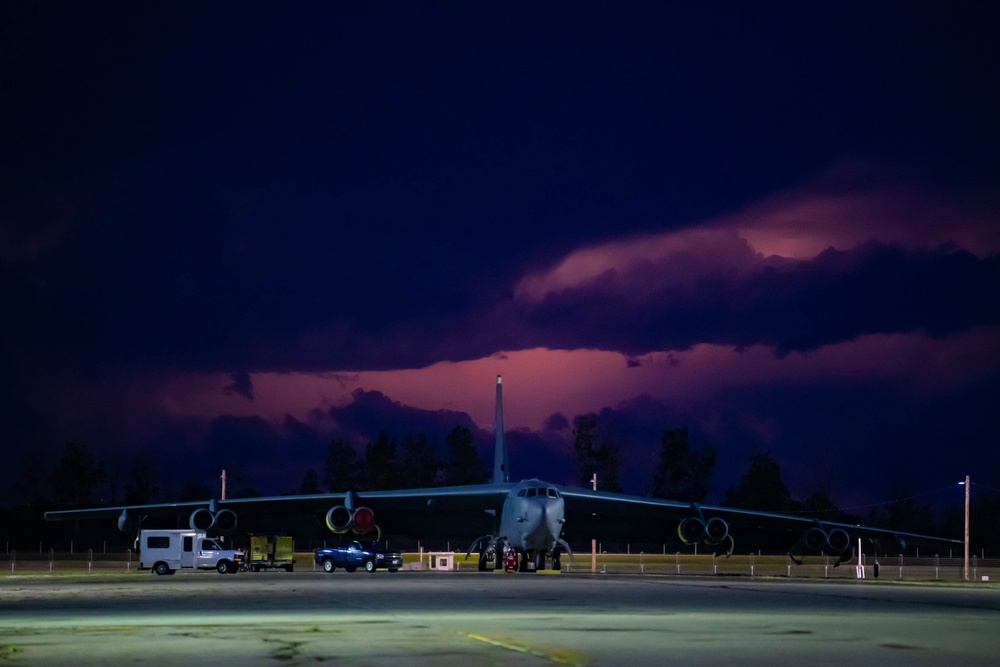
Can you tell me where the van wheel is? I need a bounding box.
[153,562,171,576]
[217,560,231,574]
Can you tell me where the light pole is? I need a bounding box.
[960,475,969,580]
[591,473,598,574]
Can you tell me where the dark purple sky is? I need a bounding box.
[3,1,999,509]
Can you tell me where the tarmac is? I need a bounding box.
[1,569,998,665]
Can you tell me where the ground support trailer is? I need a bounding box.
[245,535,295,572]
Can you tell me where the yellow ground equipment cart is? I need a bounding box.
[245,535,295,572]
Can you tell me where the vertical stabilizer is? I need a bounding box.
[493,375,509,483]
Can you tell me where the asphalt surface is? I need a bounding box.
[1,570,998,665]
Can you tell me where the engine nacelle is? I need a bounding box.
[678,515,729,545]
[190,508,215,531]
[704,517,729,545]
[802,524,850,553]
[352,506,376,535]
[678,517,706,544]
[325,505,376,534]
[326,506,353,533]
[188,507,238,534]
[214,509,238,533]
[826,528,850,553]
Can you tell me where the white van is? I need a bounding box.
[139,529,244,575]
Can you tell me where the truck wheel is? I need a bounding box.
[322,558,335,573]
[388,568,398,573]
[284,564,294,572]
[365,559,376,573]
[153,562,171,576]
[345,566,356,573]
[217,560,232,574]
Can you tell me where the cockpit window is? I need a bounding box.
[517,489,526,497]
[527,488,537,497]
[547,488,558,498]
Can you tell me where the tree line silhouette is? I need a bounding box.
[5,417,998,551]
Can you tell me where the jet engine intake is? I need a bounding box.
[188,507,238,534]
[704,517,729,545]
[324,505,378,535]
[326,506,353,533]
[803,525,850,553]
[214,509,238,533]
[189,508,215,532]
[678,517,706,544]
[352,506,376,535]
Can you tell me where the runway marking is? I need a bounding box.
[463,631,584,665]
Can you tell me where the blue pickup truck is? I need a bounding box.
[314,541,404,573]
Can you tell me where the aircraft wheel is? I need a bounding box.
[534,551,545,571]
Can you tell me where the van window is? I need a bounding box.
[202,539,221,550]
[183,535,193,552]
[146,536,170,549]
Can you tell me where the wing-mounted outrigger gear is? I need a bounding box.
[833,545,855,568]
[713,534,735,559]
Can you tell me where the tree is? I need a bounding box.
[299,468,322,494]
[722,450,795,512]
[14,446,51,507]
[323,439,362,491]
[867,487,937,536]
[399,434,441,488]
[443,425,487,485]
[51,442,107,508]
[363,432,402,490]
[571,413,622,492]
[123,454,161,505]
[178,481,213,502]
[650,427,716,502]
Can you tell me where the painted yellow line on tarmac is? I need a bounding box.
[463,631,584,665]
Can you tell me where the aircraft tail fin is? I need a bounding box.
[493,375,509,483]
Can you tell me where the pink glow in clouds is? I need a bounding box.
[57,326,996,441]
[515,162,1000,302]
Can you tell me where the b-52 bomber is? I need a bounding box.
[46,376,960,572]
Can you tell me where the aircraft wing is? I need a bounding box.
[556,486,962,554]
[44,483,515,540]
